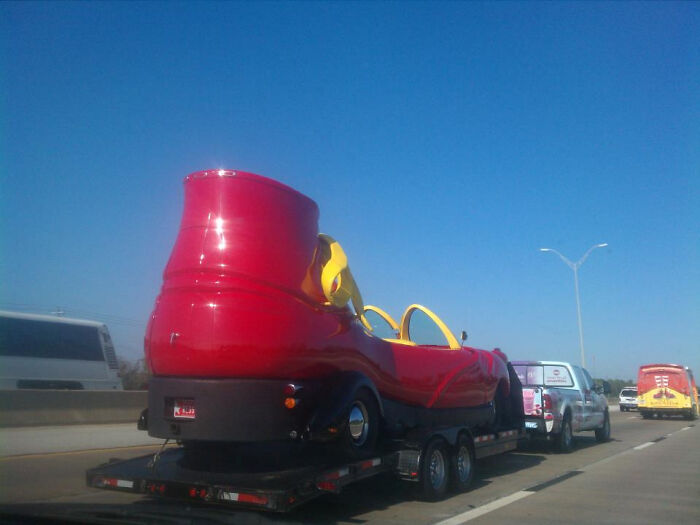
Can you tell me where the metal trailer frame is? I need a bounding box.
[86,427,523,512]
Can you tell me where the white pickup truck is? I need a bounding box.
[512,361,611,452]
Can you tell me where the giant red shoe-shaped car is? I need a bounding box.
[144,170,512,456]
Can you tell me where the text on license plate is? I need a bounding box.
[525,421,539,429]
[173,398,196,419]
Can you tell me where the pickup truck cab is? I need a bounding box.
[512,361,611,452]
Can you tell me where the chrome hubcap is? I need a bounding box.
[348,401,369,446]
[457,445,471,482]
[429,449,446,488]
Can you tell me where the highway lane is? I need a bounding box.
[0,410,696,524]
[0,422,161,456]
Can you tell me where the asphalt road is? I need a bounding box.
[0,410,697,524]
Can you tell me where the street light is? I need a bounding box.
[539,243,608,369]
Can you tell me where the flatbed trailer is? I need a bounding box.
[86,427,523,512]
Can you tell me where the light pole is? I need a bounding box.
[539,243,608,369]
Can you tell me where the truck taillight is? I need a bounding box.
[543,394,552,410]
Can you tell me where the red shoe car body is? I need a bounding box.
[144,170,511,448]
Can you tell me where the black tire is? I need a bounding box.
[489,386,507,432]
[419,438,450,501]
[340,388,379,460]
[641,411,651,419]
[595,410,611,442]
[450,434,475,492]
[555,415,574,453]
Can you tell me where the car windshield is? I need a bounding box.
[514,365,574,387]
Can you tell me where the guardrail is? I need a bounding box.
[0,390,147,427]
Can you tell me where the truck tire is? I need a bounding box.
[595,410,611,442]
[641,411,651,419]
[420,438,449,500]
[340,388,379,460]
[450,434,475,492]
[555,415,574,453]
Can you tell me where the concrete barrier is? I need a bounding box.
[0,390,147,427]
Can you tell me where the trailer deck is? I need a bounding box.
[87,428,523,512]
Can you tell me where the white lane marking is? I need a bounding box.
[680,426,691,431]
[437,425,695,525]
[627,417,636,419]
[434,491,533,525]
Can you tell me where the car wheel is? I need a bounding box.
[340,389,379,459]
[641,411,651,419]
[595,410,611,442]
[450,434,475,492]
[420,438,449,500]
[555,415,574,453]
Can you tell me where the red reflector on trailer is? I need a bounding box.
[317,481,337,492]
[360,458,381,470]
[96,477,134,489]
[238,493,268,505]
[323,467,349,480]
[220,491,268,505]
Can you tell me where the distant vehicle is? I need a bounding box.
[618,386,638,412]
[0,310,122,390]
[637,363,698,420]
[512,360,610,452]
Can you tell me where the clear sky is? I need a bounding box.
[1,2,698,380]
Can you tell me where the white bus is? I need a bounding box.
[0,311,123,390]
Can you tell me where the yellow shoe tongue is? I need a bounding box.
[318,234,371,331]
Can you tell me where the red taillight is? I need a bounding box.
[283,383,298,396]
[543,394,552,410]
[284,397,298,409]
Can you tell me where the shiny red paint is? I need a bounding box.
[145,169,509,409]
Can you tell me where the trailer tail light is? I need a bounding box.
[284,397,299,409]
[146,482,167,494]
[542,394,552,410]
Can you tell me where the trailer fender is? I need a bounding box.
[307,372,383,438]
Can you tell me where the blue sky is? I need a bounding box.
[1,2,697,380]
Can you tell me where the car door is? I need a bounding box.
[571,366,594,429]
[582,367,605,428]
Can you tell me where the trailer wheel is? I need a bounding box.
[450,434,475,492]
[340,389,379,459]
[420,438,449,500]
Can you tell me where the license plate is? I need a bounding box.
[173,398,196,419]
[525,421,539,429]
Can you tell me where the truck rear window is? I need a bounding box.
[514,365,574,387]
